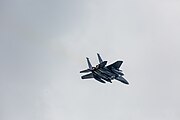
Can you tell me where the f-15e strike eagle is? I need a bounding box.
[80,53,129,84]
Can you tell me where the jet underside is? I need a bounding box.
[80,53,129,85]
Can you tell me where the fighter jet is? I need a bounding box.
[80,54,129,84]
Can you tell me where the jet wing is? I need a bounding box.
[81,73,94,79]
[107,61,123,69]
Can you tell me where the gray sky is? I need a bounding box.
[0,0,180,120]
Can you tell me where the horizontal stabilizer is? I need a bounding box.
[107,61,123,69]
[80,69,91,73]
[81,73,94,79]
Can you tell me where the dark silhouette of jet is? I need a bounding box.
[80,53,129,84]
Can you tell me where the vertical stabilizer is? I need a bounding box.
[97,53,103,63]
[86,57,93,70]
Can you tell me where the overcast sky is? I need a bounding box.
[0,0,180,120]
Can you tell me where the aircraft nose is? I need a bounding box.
[115,76,129,85]
[121,79,129,85]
